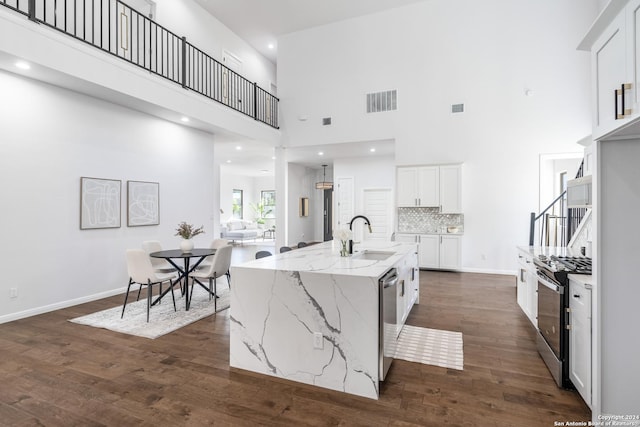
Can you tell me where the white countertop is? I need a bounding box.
[568,273,593,288]
[235,240,418,278]
[517,246,586,258]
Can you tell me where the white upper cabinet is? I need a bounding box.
[585,0,640,139]
[417,166,440,207]
[396,164,461,212]
[439,165,462,213]
[396,167,420,207]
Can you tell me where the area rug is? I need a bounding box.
[395,325,464,370]
[69,283,229,339]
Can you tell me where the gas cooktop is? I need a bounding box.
[535,254,592,275]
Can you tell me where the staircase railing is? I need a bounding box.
[0,0,279,129]
[529,159,586,247]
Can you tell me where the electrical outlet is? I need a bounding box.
[313,332,323,349]
[481,254,487,261]
[10,288,18,299]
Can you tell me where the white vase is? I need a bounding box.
[180,239,194,252]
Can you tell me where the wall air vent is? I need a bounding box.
[322,117,332,126]
[366,90,397,113]
[452,103,464,113]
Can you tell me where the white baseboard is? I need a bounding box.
[419,267,517,276]
[459,267,517,276]
[0,286,127,324]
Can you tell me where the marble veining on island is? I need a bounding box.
[229,240,418,399]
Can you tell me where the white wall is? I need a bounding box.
[277,0,598,273]
[286,163,316,245]
[333,156,395,242]
[0,70,216,322]
[153,0,276,90]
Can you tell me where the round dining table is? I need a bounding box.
[150,248,215,310]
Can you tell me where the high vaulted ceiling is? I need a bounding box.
[192,0,429,63]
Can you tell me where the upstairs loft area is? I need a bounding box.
[0,0,279,129]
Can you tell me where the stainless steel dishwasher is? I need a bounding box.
[379,268,398,381]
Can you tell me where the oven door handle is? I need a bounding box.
[537,272,564,293]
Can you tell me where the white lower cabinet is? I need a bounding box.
[418,235,439,268]
[396,250,420,328]
[516,249,537,327]
[396,234,461,270]
[440,235,462,270]
[569,277,592,408]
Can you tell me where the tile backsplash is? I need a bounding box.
[398,207,464,234]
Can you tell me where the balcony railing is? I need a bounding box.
[0,0,279,128]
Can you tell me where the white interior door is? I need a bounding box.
[362,188,393,242]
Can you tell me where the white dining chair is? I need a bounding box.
[189,245,233,313]
[123,249,178,322]
[196,238,230,271]
[142,240,177,273]
[142,240,181,297]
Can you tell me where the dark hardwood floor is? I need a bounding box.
[0,267,590,426]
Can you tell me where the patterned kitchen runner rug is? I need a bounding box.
[69,283,229,339]
[395,324,464,370]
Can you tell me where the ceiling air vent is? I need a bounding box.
[451,103,464,113]
[366,90,397,113]
[322,117,332,126]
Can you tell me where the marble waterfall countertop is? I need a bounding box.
[238,240,418,278]
[230,239,419,400]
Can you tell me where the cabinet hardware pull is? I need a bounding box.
[573,294,580,298]
[620,84,624,119]
[623,83,632,116]
[617,83,633,119]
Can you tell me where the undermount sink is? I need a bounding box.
[352,250,395,261]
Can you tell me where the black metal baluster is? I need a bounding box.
[142,15,147,70]
[113,0,115,55]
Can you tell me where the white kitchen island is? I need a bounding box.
[229,240,419,399]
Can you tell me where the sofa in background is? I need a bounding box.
[220,219,260,244]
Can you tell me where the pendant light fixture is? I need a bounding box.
[315,164,333,190]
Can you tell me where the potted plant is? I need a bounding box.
[250,201,273,228]
[175,221,204,252]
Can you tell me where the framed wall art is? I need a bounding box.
[127,180,159,227]
[80,177,121,229]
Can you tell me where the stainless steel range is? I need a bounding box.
[533,254,591,388]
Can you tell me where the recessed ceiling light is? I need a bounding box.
[271,156,276,160]
[181,117,190,122]
[15,61,30,70]
[236,146,242,150]
[226,160,232,163]
[318,151,324,156]
[260,169,269,173]
[268,43,275,49]
[370,148,376,153]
